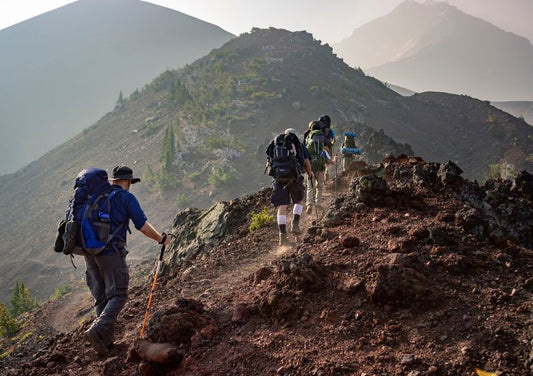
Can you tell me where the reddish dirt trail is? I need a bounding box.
[177,174,346,304]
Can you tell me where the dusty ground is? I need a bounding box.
[1,156,532,376]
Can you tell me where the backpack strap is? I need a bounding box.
[105,188,129,247]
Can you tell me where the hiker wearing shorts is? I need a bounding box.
[266,128,313,245]
[84,165,170,356]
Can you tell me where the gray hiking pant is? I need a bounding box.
[85,250,129,346]
[342,154,354,172]
[306,170,325,207]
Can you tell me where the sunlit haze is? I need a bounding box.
[1,0,532,44]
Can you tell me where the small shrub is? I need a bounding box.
[189,170,205,183]
[208,167,237,189]
[15,331,32,343]
[50,284,71,300]
[488,163,502,179]
[176,193,190,208]
[206,134,230,150]
[250,91,277,100]
[249,207,274,232]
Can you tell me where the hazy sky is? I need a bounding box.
[1,0,532,44]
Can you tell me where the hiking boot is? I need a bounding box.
[279,232,288,246]
[85,328,109,356]
[291,222,301,234]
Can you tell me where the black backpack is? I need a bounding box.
[322,126,333,147]
[267,133,302,184]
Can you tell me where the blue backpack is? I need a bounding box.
[57,168,123,256]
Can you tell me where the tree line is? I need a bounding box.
[0,280,65,338]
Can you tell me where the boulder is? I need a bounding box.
[438,161,463,186]
[134,339,184,365]
[367,264,437,309]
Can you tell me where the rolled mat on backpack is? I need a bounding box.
[343,132,357,138]
[341,147,361,155]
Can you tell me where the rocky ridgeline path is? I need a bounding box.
[2,155,533,376]
[172,165,347,303]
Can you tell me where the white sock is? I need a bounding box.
[277,215,287,225]
[293,204,303,216]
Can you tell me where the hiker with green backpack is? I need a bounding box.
[305,121,338,214]
[61,166,171,356]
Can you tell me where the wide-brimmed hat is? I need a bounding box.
[109,165,141,184]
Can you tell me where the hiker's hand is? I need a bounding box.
[159,233,171,246]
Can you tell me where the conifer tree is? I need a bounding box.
[157,125,179,191]
[159,150,179,191]
[9,280,39,317]
[0,303,20,337]
[160,125,176,163]
[115,90,125,110]
[170,79,191,107]
[143,164,155,185]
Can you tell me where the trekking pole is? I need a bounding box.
[139,234,168,338]
[334,152,338,195]
[309,176,319,222]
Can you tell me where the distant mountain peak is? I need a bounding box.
[334,0,533,101]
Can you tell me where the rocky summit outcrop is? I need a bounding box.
[326,155,533,250]
[1,155,532,375]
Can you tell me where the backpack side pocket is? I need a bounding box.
[62,220,79,255]
[54,219,66,253]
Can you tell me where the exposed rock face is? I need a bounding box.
[163,188,271,270]
[513,170,533,200]
[354,125,414,164]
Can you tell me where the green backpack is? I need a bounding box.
[306,129,326,171]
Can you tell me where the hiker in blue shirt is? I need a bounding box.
[84,165,171,356]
